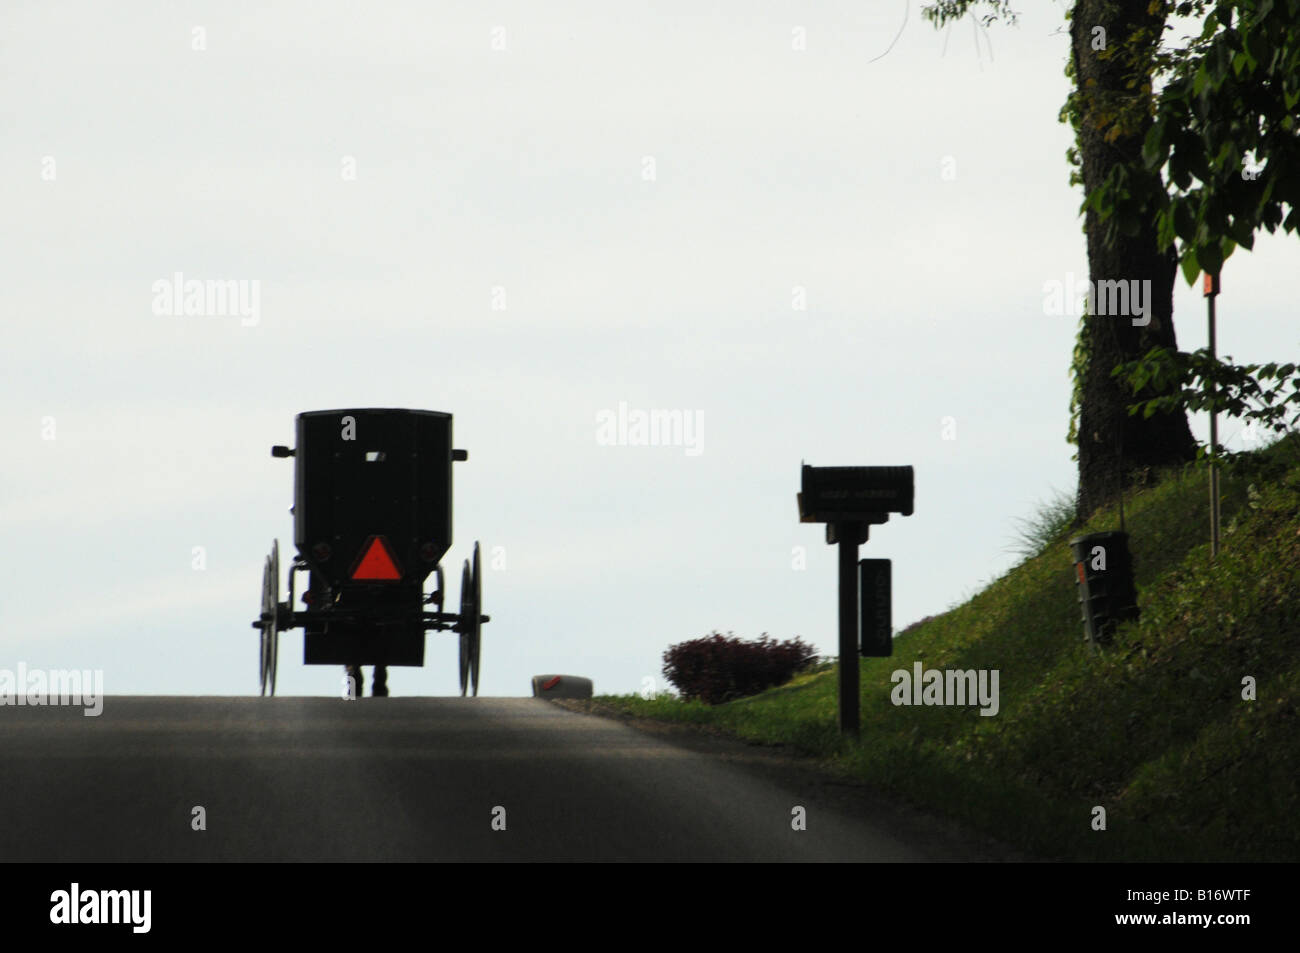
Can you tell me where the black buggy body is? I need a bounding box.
[252,408,488,696]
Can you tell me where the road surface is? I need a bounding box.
[0,696,1019,861]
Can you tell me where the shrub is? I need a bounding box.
[661,631,819,705]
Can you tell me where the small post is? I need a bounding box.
[835,521,861,739]
[1205,271,1221,558]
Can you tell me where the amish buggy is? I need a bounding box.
[252,408,489,698]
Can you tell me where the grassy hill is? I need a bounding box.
[592,435,1300,861]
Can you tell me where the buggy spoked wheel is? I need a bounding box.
[269,541,280,693]
[458,560,473,696]
[258,540,280,696]
[469,542,482,696]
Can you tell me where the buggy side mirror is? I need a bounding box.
[452,449,468,461]
[271,445,295,458]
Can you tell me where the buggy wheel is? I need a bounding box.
[458,560,472,696]
[469,542,482,696]
[258,541,280,696]
[268,541,280,695]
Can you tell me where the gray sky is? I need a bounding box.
[3,2,1295,697]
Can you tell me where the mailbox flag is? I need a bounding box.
[351,536,403,581]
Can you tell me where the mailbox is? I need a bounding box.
[796,461,914,736]
[531,674,594,699]
[1069,531,1139,645]
[798,465,915,522]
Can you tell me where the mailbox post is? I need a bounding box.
[798,465,914,738]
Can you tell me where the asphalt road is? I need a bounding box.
[1,696,1016,862]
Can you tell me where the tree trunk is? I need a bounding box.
[1071,0,1197,523]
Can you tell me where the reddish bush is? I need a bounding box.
[662,631,819,705]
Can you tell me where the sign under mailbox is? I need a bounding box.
[859,558,892,657]
[798,465,915,522]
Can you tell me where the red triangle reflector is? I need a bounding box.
[351,536,402,581]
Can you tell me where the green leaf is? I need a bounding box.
[1181,247,1201,286]
[1142,124,1167,167]
[1226,220,1250,251]
[1214,139,1236,171]
[1212,43,1229,85]
[1199,10,1219,41]
[1156,209,1176,250]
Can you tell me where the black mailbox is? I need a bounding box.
[798,465,915,523]
[796,461,914,735]
[1069,531,1139,645]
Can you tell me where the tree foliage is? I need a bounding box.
[924,1,1299,469]
[1091,0,1300,281]
[933,1,1300,283]
[1114,347,1300,463]
[1099,1,1300,460]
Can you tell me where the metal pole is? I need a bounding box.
[1206,273,1220,558]
[836,522,860,739]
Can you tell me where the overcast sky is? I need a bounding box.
[3,2,1295,698]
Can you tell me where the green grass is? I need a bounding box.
[596,434,1300,861]
[1005,485,1077,562]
